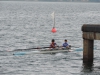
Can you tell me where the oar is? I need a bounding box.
[13,47,51,51]
[13,51,40,55]
[70,46,80,48]
[73,46,97,51]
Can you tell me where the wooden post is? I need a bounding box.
[82,24,100,66]
[81,24,99,65]
[83,39,94,63]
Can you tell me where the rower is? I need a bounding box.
[50,39,58,49]
[62,39,70,49]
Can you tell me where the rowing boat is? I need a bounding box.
[38,47,72,54]
[13,47,72,55]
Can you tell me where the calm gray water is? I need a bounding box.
[0,1,100,75]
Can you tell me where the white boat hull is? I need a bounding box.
[39,49,72,54]
[13,48,73,55]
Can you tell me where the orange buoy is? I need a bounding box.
[51,27,56,33]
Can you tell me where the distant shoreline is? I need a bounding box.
[0,0,100,2]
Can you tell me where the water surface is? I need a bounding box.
[0,1,100,75]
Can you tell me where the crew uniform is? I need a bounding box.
[62,39,69,49]
[50,39,57,48]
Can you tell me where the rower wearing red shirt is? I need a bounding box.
[50,39,57,49]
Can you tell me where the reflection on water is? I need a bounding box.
[81,62,100,75]
[82,62,94,72]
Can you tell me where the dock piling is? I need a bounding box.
[82,24,100,64]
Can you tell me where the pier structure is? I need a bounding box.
[82,24,100,64]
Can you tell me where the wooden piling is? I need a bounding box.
[82,24,100,64]
[83,39,94,63]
